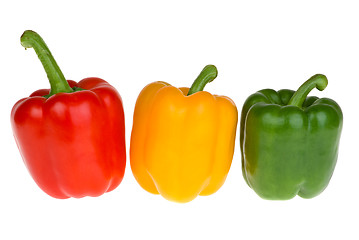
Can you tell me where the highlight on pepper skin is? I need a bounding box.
[130,65,238,203]
[11,30,126,199]
[240,74,343,200]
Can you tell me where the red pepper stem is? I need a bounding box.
[187,65,218,96]
[20,30,73,97]
[288,74,328,108]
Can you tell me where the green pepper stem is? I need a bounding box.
[288,74,328,108]
[187,65,218,96]
[21,30,73,97]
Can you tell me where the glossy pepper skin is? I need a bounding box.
[130,65,238,203]
[11,30,126,199]
[240,74,343,200]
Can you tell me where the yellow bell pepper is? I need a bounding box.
[130,65,238,203]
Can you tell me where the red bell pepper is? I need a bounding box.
[11,30,126,199]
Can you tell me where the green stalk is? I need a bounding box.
[21,30,74,98]
[288,74,328,108]
[187,65,218,96]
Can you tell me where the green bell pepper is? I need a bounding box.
[240,74,343,200]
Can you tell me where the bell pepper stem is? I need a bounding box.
[187,65,218,96]
[21,30,73,97]
[288,74,328,108]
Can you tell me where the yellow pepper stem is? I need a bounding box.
[187,65,218,96]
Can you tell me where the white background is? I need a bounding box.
[1,0,358,239]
